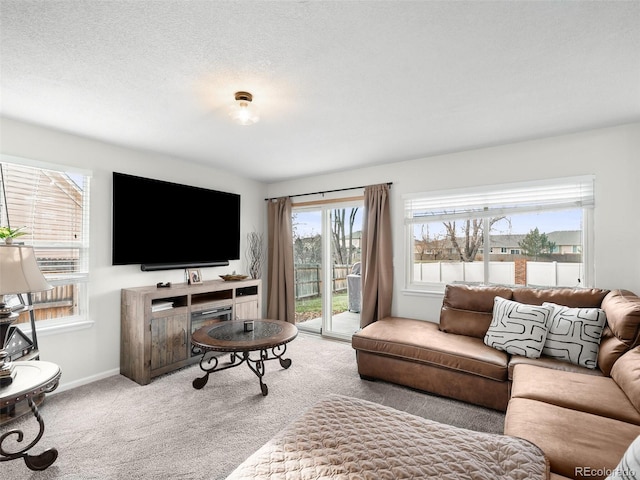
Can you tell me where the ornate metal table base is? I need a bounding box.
[0,360,61,471]
[0,398,58,470]
[191,319,298,397]
[193,344,292,396]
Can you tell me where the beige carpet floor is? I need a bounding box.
[1,333,504,479]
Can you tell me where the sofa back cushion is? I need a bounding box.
[511,287,609,307]
[439,284,609,340]
[439,284,513,338]
[611,346,640,413]
[600,290,640,375]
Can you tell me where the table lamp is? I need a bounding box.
[0,244,53,385]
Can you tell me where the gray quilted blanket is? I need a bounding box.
[226,394,549,479]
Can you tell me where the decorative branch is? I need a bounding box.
[246,232,264,279]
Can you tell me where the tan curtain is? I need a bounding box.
[267,197,295,324]
[360,183,393,328]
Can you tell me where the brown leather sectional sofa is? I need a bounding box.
[352,284,640,480]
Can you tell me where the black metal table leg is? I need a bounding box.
[190,319,298,397]
[0,398,58,471]
[193,344,293,396]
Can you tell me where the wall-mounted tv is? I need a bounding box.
[112,172,241,271]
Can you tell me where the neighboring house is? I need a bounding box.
[486,234,525,256]
[489,231,582,256]
[546,230,583,255]
[3,166,83,254]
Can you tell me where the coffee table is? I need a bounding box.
[191,319,298,396]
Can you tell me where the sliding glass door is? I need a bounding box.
[293,208,323,334]
[293,201,363,340]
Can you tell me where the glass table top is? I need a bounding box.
[207,320,283,342]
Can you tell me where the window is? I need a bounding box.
[1,157,91,329]
[405,176,594,291]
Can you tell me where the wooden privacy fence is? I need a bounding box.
[295,264,353,300]
[13,284,76,325]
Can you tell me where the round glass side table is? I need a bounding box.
[0,360,61,471]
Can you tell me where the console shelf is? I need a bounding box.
[120,278,261,385]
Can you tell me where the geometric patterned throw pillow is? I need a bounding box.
[542,302,607,369]
[484,296,553,358]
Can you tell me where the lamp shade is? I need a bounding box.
[0,245,52,295]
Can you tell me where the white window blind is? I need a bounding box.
[404,176,595,223]
[0,162,90,280]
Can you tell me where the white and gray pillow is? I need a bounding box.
[542,302,607,369]
[484,296,552,358]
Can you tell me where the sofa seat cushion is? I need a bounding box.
[505,398,640,480]
[508,355,604,381]
[510,364,640,425]
[352,317,509,381]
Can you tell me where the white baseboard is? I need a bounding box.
[50,368,121,395]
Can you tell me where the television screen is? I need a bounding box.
[112,172,240,270]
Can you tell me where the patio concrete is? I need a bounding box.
[297,310,360,337]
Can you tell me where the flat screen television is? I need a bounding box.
[112,172,241,271]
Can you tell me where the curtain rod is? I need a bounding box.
[265,182,392,201]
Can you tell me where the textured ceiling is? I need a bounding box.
[1,1,639,183]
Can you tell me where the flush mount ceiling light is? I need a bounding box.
[229,91,259,126]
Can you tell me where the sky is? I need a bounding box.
[486,209,582,235]
[293,209,363,238]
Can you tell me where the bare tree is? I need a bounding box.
[331,209,346,265]
[443,217,505,262]
[347,208,358,265]
[415,224,446,260]
[331,208,360,266]
[292,213,321,265]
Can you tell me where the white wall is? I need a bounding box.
[1,117,267,390]
[267,123,640,322]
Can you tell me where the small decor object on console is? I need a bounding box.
[220,273,248,281]
[187,269,202,285]
[244,320,254,332]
